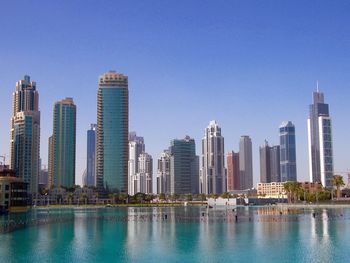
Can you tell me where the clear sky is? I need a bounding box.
[1,0,350,187]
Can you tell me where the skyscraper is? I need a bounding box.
[307,87,333,187]
[270,145,281,182]
[10,75,40,194]
[227,151,240,191]
[128,132,145,195]
[239,136,253,190]
[259,141,271,183]
[279,121,297,182]
[201,121,226,194]
[156,150,171,194]
[86,124,97,187]
[136,152,153,194]
[96,71,129,193]
[170,136,199,194]
[50,98,76,189]
[259,141,281,183]
[48,135,54,188]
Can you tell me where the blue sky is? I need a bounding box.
[1,0,350,186]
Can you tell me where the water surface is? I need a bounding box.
[0,206,349,262]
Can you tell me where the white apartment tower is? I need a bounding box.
[201,120,226,194]
[128,132,145,195]
[156,150,171,194]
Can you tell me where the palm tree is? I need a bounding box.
[331,175,345,199]
[283,182,292,203]
[159,193,166,201]
[290,182,301,203]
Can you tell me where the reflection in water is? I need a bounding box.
[1,207,350,262]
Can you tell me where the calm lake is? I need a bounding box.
[0,206,349,262]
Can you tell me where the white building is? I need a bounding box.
[156,150,171,194]
[135,153,153,194]
[201,120,226,194]
[128,132,145,195]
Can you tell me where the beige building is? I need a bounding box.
[257,182,287,198]
[0,167,28,213]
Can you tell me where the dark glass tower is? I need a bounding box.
[51,98,76,189]
[170,136,199,194]
[307,88,333,187]
[96,71,129,193]
[86,124,97,186]
[279,121,297,182]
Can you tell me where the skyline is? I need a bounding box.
[1,1,350,187]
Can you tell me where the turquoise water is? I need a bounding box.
[0,206,349,262]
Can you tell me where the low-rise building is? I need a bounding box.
[257,182,287,198]
[0,166,28,213]
[301,181,322,192]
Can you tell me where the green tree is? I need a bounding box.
[134,192,146,204]
[332,175,345,199]
[186,194,193,201]
[221,192,231,199]
[159,193,166,201]
[199,194,206,202]
[145,194,154,203]
[171,193,179,202]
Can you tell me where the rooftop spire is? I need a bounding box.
[316,80,319,92]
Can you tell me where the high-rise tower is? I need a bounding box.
[227,151,240,191]
[10,75,40,194]
[96,71,129,193]
[279,121,297,182]
[136,152,153,194]
[307,87,333,187]
[50,98,76,189]
[239,136,253,189]
[86,124,97,187]
[259,140,280,183]
[128,132,145,195]
[156,150,171,194]
[169,136,199,194]
[201,121,226,194]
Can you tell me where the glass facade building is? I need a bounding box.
[307,89,333,188]
[170,136,199,194]
[259,141,281,183]
[239,136,253,190]
[51,98,76,189]
[86,124,97,187]
[279,121,297,182]
[96,71,129,193]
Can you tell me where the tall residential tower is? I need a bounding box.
[201,121,226,194]
[50,98,76,189]
[128,132,145,195]
[86,124,97,187]
[10,75,40,194]
[96,71,129,193]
